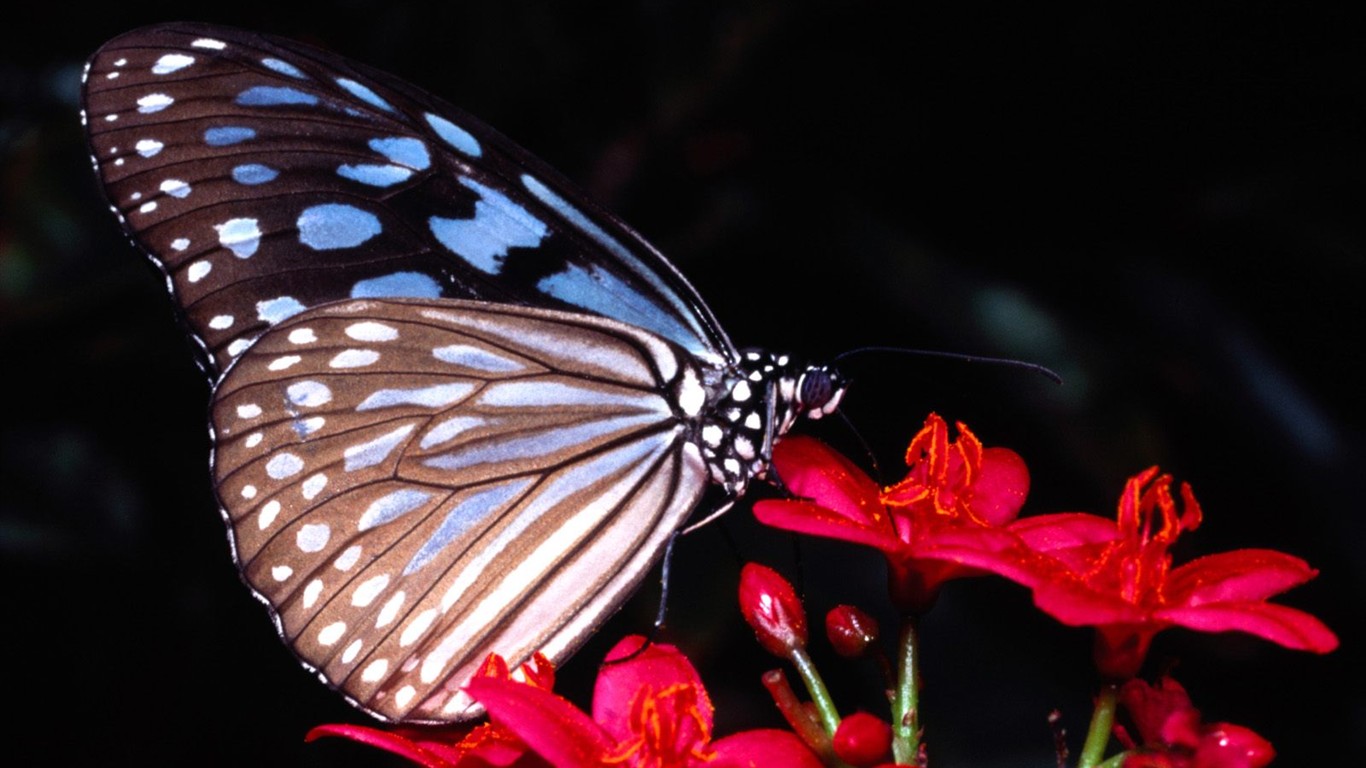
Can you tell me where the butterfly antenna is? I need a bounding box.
[837,408,885,484]
[833,346,1063,385]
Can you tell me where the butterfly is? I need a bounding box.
[81,22,845,723]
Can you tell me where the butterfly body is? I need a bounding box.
[82,22,843,722]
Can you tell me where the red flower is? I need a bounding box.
[738,563,809,657]
[825,605,880,659]
[754,414,1034,612]
[307,653,555,767]
[1116,676,1275,768]
[467,636,824,768]
[1010,467,1339,678]
[831,712,893,766]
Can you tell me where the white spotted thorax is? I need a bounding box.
[81,23,848,723]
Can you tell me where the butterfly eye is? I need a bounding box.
[799,366,847,418]
[81,22,844,723]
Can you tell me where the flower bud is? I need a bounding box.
[826,604,879,657]
[738,563,807,657]
[832,712,892,766]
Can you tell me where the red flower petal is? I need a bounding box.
[594,636,714,743]
[1193,723,1275,768]
[306,723,459,768]
[1157,601,1339,653]
[770,436,886,525]
[1009,512,1121,553]
[1032,578,1151,627]
[710,728,826,768]
[969,446,1030,525]
[465,677,613,766]
[1164,550,1319,604]
[753,499,904,554]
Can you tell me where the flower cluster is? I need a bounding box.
[311,413,1336,768]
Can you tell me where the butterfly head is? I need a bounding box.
[796,363,847,421]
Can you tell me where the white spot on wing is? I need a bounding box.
[286,381,332,407]
[345,321,399,342]
[296,523,330,552]
[303,579,324,609]
[257,295,306,324]
[318,621,346,646]
[152,53,195,74]
[302,473,328,500]
[258,500,282,529]
[334,544,361,571]
[361,657,389,682]
[400,608,437,647]
[329,349,380,368]
[215,217,261,258]
[288,327,317,344]
[352,574,390,607]
[266,452,304,479]
[342,639,363,664]
[137,93,174,113]
[376,590,405,628]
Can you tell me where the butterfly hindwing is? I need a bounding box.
[211,297,711,721]
[82,22,734,377]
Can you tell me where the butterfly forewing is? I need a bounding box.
[212,298,710,721]
[83,23,733,377]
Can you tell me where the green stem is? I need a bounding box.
[1077,684,1119,768]
[891,617,922,765]
[789,646,842,735]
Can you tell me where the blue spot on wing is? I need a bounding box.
[428,178,548,274]
[350,272,442,299]
[369,137,430,170]
[538,263,700,353]
[204,126,256,146]
[232,164,279,185]
[257,296,306,324]
[337,164,413,187]
[424,113,482,157]
[521,174,715,356]
[236,86,319,106]
[336,78,394,112]
[260,58,306,78]
[296,204,382,250]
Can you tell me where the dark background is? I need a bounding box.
[2,3,1360,765]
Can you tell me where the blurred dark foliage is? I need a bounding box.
[1,3,1360,766]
